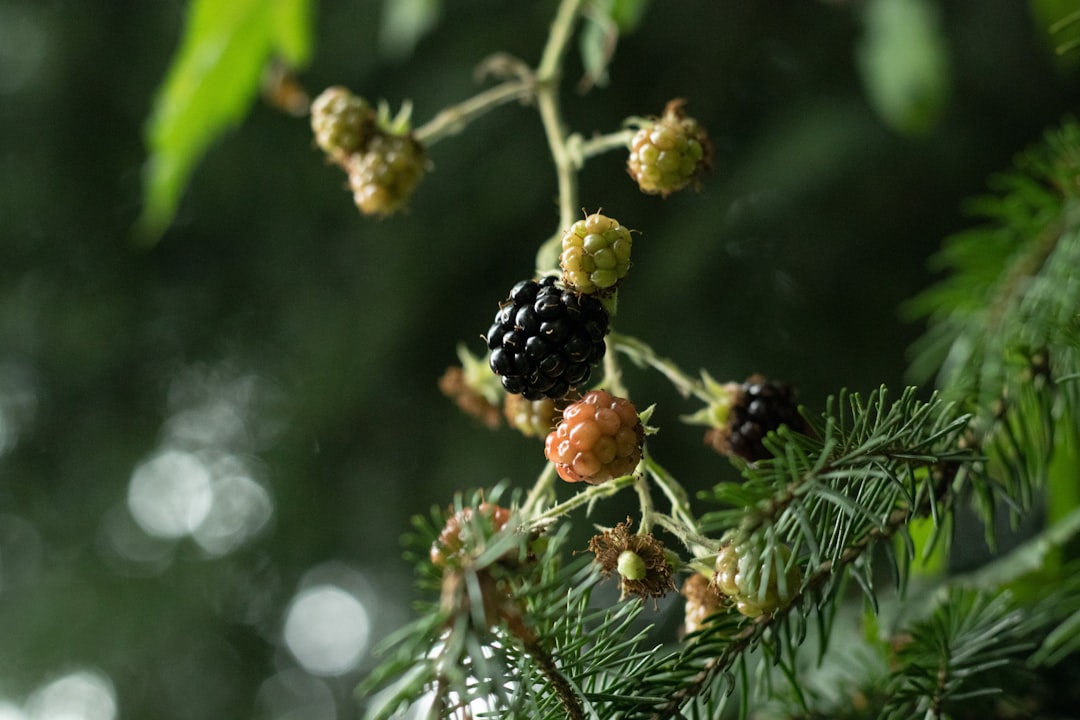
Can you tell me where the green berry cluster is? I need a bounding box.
[627,99,711,197]
[714,541,801,618]
[560,212,633,295]
[309,86,426,217]
[310,86,375,162]
[348,132,426,217]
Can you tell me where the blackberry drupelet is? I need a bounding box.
[706,374,806,462]
[485,276,609,401]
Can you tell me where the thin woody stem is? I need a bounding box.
[528,473,637,528]
[414,79,534,146]
[535,0,587,232]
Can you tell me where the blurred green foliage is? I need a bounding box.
[1,1,1078,718]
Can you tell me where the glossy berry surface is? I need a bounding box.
[560,212,633,295]
[486,277,609,400]
[706,374,806,462]
[348,132,426,216]
[726,376,804,462]
[627,100,710,197]
[544,389,643,484]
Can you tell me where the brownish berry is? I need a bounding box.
[544,390,643,484]
[430,503,512,568]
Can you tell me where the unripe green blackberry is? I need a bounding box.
[347,131,426,217]
[310,86,375,162]
[704,374,807,462]
[627,99,711,197]
[485,277,609,401]
[504,392,571,439]
[544,389,643,484]
[713,541,801,618]
[560,212,633,295]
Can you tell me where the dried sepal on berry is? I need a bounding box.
[544,390,644,484]
[439,343,504,429]
[627,98,712,197]
[588,518,675,601]
[559,212,634,296]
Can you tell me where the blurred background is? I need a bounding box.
[1,0,1078,718]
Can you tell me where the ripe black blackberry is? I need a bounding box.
[706,374,806,462]
[485,276,609,401]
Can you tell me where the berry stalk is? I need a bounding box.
[535,0,588,232]
[413,77,534,146]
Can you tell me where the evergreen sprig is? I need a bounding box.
[905,119,1080,528]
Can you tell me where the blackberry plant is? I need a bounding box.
[137,1,1080,719]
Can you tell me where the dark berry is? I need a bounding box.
[485,277,609,399]
[706,374,807,462]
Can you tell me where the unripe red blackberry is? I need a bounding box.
[430,503,512,568]
[310,86,375,162]
[704,374,807,462]
[347,131,426,216]
[544,389,643,484]
[560,212,633,296]
[627,99,711,197]
[485,277,609,401]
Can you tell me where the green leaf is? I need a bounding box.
[378,0,441,61]
[136,0,315,245]
[856,0,951,136]
[576,0,648,91]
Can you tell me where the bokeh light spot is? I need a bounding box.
[283,585,370,676]
[25,670,116,720]
[0,701,27,720]
[255,669,335,720]
[192,473,273,556]
[127,449,212,539]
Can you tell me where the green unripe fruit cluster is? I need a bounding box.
[627,99,710,197]
[310,86,375,162]
[310,85,427,217]
[714,541,801,618]
[560,212,633,295]
[347,132,426,217]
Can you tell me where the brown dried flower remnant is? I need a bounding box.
[588,518,674,601]
[680,572,724,636]
[439,365,502,430]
